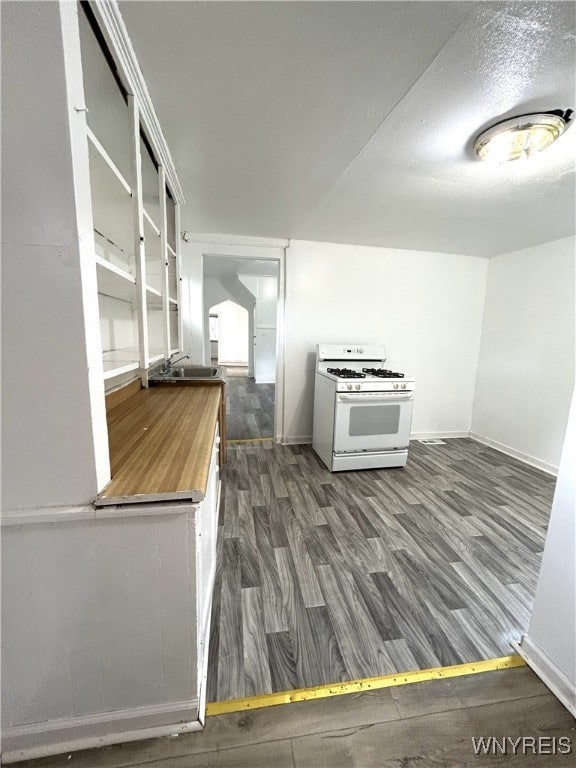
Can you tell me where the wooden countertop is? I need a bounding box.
[95,385,221,507]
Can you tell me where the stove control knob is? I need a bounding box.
[401,383,406,390]
[393,383,399,390]
[355,384,361,390]
[347,384,353,391]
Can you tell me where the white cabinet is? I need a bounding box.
[78,9,182,386]
[2,426,222,761]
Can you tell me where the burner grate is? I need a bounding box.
[362,368,405,378]
[327,368,366,379]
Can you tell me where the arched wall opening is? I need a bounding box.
[209,300,249,367]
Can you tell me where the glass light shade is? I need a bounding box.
[474,114,567,162]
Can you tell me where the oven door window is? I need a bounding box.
[349,404,400,436]
[333,397,413,452]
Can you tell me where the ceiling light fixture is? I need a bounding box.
[474,109,573,162]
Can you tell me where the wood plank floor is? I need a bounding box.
[207,438,556,702]
[224,368,275,440]
[19,667,575,767]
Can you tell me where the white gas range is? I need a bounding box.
[312,343,415,472]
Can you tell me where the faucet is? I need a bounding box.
[161,353,190,374]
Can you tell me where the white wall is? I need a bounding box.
[472,237,575,473]
[518,388,576,715]
[211,300,249,365]
[283,240,487,442]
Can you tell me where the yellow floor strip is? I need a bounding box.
[227,437,275,444]
[206,655,526,716]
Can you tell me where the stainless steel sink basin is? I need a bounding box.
[149,365,223,382]
[170,366,220,378]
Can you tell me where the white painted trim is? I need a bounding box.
[470,432,558,476]
[197,242,286,443]
[175,203,183,351]
[62,0,111,492]
[2,700,201,764]
[197,481,221,727]
[279,432,470,446]
[183,232,289,248]
[128,94,149,378]
[89,0,184,204]
[514,637,576,717]
[1,500,196,526]
[158,165,170,359]
[87,126,131,195]
[1,505,97,526]
[411,431,471,440]
[280,436,313,445]
[274,251,286,443]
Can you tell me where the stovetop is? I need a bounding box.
[316,344,415,391]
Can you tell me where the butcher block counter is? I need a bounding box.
[96,381,225,507]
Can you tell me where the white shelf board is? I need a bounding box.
[87,127,131,195]
[96,257,136,303]
[167,243,176,258]
[149,352,164,364]
[143,208,160,236]
[102,348,140,380]
[146,285,163,309]
[168,297,178,306]
[170,348,179,355]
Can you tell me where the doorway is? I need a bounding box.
[203,256,280,440]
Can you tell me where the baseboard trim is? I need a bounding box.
[470,433,558,476]
[279,433,468,446]
[514,636,576,717]
[411,431,470,440]
[277,432,559,478]
[2,700,201,763]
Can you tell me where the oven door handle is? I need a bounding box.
[337,393,414,403]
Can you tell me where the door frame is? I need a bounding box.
[182,234,287,442]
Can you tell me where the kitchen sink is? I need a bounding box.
[149,365,223,382]
[169,366,220,378]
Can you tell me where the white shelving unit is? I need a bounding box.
[79,9,182,388]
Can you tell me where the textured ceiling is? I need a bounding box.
[119,1,576,257]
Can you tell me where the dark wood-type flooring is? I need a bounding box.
[208,438,555,702]
[224,367,275,440]
[20,667,575,767]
